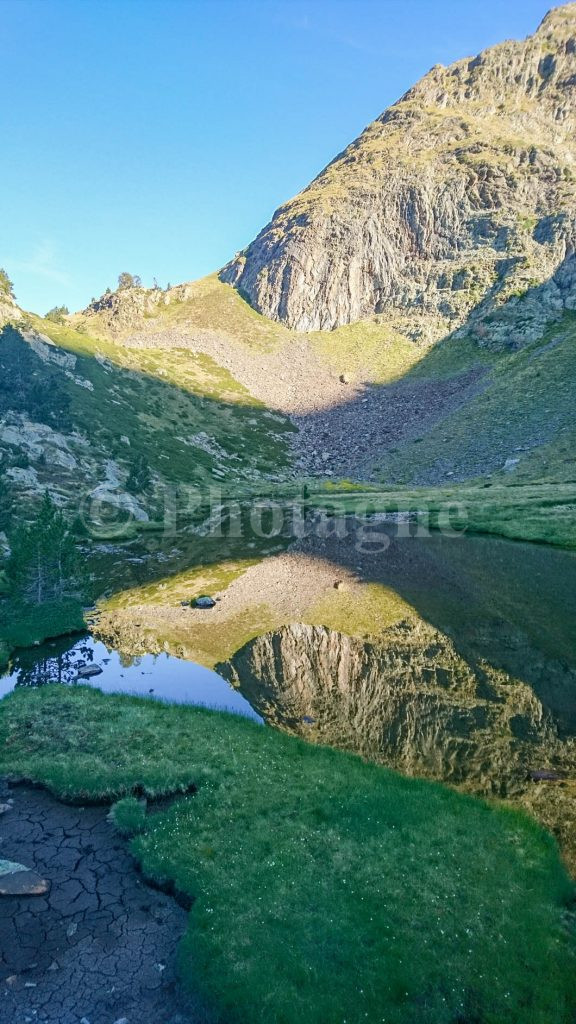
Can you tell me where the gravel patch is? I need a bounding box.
[122,322,490,480]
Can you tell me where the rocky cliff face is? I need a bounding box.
[221,5,576,340]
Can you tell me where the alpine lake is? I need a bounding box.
[2,510,575,870]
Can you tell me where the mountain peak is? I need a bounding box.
[536,3,576,36]
[221,5,576,336]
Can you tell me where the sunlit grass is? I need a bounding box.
[102,558,256,611]
[307,581,416,636]
[305,482,576,548]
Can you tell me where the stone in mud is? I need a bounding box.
[76,664,103,678]
[0,859,50,896]
[192,595,216,609]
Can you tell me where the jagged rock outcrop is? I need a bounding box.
[222,5,576,340]
[79,281,196,334]
[0,294,23,330]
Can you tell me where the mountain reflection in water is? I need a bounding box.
[215,526,576,866]
[220,620,575,797]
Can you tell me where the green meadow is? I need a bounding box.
[1,685,574,1024]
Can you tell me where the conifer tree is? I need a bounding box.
[9,493,79,604]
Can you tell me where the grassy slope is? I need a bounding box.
[80,274,425,383]
[1,685,574,1024]
[17,277,573,550]
[0,311,293,658]
[310,312,576,547]
[0,322,573,681]
[309,315,422,380]
[158,274,421,380]
[78,278,575,536]
[26,313,294,488]
[147,274,291,350]
[168,283,576,486]
[158,275,451,383]
[2,277,574,672]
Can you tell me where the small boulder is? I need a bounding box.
[192,595,216,609]
[76,665,103,679]
[339,374,350,384]
[0,859,50,896]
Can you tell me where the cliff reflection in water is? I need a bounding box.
[220,619,575,797]
[214,526,576,867]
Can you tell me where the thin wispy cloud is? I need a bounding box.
[274,4,398,59]
[3,241,71,287]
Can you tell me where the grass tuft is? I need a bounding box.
[108,795,147,836]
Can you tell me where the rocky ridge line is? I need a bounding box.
[221,5,576,340]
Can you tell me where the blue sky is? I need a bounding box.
[0,0,562,314]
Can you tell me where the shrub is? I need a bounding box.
[45,305,69,325]
[126,453,152,494]
[118,272,142,291]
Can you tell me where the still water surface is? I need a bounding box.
[2,525,575,815]
[1,636,260,720]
